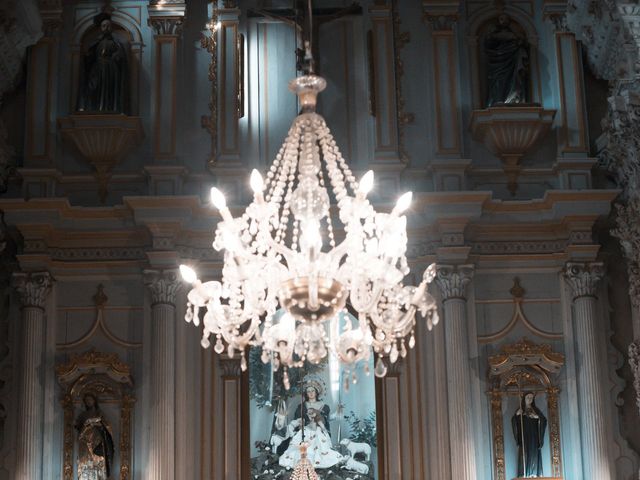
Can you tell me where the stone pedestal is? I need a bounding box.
[469,106,556,195]
[12,272,52,480]
[58,114,143,202]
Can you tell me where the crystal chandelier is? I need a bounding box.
[180,72,439,383]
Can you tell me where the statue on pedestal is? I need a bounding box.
[485,14,530,106]
[77,13,128,114]
[512,391,547,478]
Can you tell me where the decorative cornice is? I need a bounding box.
[435,264,474,301]
[489,337,565,376]
[55,349,132,385]
[144,269,182,306]
[12,271,53,308]
[563,262,604,299]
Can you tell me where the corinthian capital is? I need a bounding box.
[564,262,604,299]
[13,272,53,309]
[144,269,182,306]
[435,264,474,301]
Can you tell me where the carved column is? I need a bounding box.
[564,262,613,480]
[12,272,52,480]
[435,264,476,480]
[145,269,181,480]
[148,3,185,163]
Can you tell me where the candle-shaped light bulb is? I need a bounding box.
[210,187,227,209]
[250,169,264,194]
[394,191,413,214]
[358,170,374,195]
[179,264,198,283]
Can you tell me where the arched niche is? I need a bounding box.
[488,338,564,480]
[56,350,135,480]
[70,9,143,115]
[467,8,542,109]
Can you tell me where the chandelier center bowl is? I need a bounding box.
[278,277,347,323]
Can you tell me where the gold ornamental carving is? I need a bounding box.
[488,338,564,480]
[469,106,556,195]
[56,350,135,480]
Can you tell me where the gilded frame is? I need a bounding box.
[488,338,564,480]
[56,351,135,480]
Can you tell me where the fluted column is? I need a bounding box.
[145,269,181,480]
[564,262,612,480]
[435,265,476,480]
[12,271,52,480]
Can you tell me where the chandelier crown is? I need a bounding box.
[181,74,438,382]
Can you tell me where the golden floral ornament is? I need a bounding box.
[56,349,132,386]
[489,337,565,377]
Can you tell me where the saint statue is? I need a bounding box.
[77,13,128,113]
[512,391,547,478]
[278,382,344,469]
[484,14,530,106]
[75,393,115,480]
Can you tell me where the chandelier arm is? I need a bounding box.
[219,315,261,348]
[349,281,384,313]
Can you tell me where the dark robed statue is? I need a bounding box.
[485,14,530,106]
[512,391,547,477]
[75,393,115,480]
[77,13,128,113]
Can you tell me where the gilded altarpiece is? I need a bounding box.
[488,339,564,480]
[56,351,135,480]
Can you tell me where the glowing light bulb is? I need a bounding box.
[394,191,412,214]
[180,264,198,283]
[250,169,264,194]
[210,187,227,209]
[358,170,374,195]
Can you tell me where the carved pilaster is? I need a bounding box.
[629,341,640,415]
[424,14,457,31]
[149,18,184,36]
[144,269,181,306]
[13,271,52,309]
[563,262,604,299]
[435,264,474,301]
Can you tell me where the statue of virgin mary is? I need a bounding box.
[75,393,115,480]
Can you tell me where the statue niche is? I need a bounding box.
[76,12,130,114]
[56,351,135,480]
[488,338,564,480]
[483,14,531,107]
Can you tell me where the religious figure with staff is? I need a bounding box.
[512,390,547,477]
